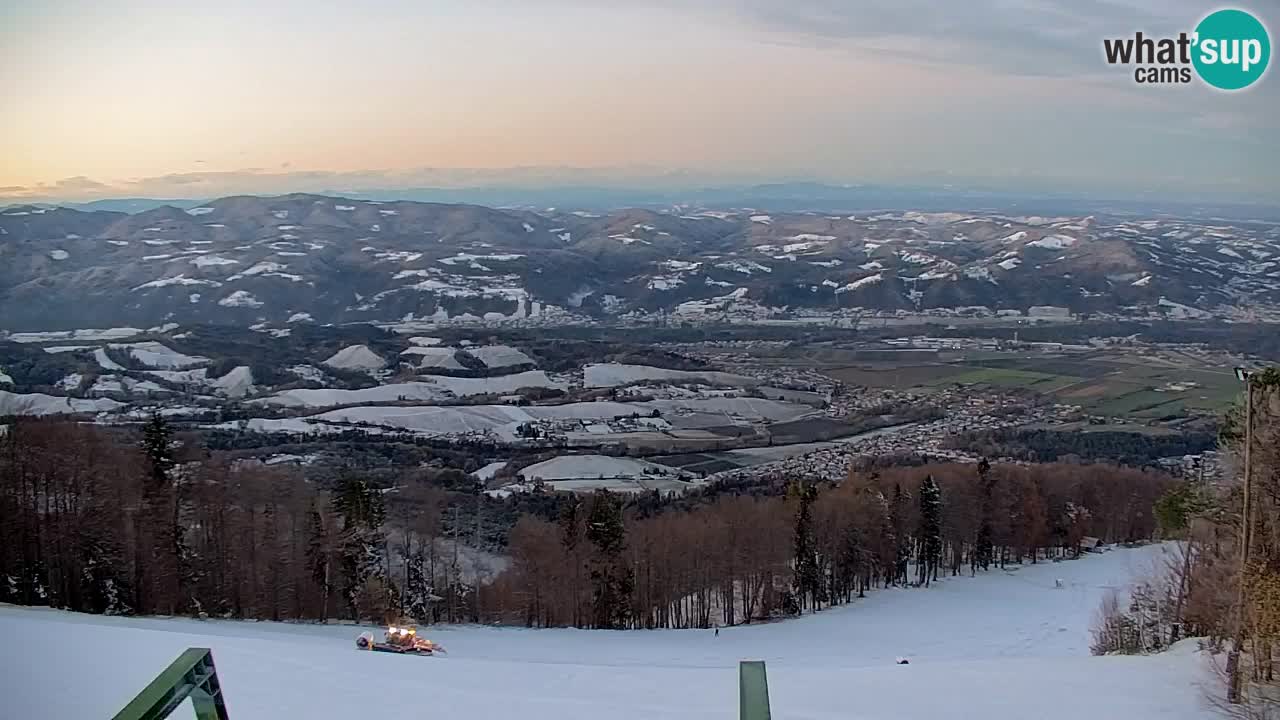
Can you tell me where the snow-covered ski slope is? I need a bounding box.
[0,544,1212,719]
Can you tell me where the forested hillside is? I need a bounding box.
[1,417,1173,629]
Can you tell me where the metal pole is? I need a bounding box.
[1227,379,1254,704]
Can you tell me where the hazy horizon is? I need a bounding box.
[3,1,1277,204]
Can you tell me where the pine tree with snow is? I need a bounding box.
[137,412,188,614]
[917,475,943,587]
[402,551,439,622]
[333,474,388,621]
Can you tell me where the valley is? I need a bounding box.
[0,317,1244,500]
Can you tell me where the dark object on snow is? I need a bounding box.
[715,628,720,637]
[896,658,910,665]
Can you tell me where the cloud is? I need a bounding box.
[54,176,110,191]
[498,0,1211,77]
[0,186,28,193]
[711,0,1214,76]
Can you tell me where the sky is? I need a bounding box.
[1,0,1278,203]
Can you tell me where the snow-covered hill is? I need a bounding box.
[0,544,1212,719]
[3,195,1279,330]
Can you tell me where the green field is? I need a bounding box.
[819,349,1243,420]
[932,367,1082,390]
[825,363,970,389]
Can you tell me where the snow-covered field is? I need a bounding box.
[230,396,815,440]
[322,344,386,371]
[517,454,692,492]
[0,545,1210,719]
[401,345,466,370]
[520,454,680,481]
[0,390,124,416]
[108,341,209,369]
[585,363,757,389]
[469,344,536,368]
[259,371,565,408]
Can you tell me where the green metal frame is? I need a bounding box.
[111,645,760,719]
[739,660,772,720]
[112,647,230,720]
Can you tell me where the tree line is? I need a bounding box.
[946,428,1218,467]
[0,417,474,624]
[1,417,1174,631]
[484,459,1173,628]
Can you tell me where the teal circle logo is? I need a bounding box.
[1192,9,1270,90]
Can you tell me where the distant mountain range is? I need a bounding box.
[7,183,1280,219]
[1,193,1278,331]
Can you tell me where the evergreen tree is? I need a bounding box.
[306,502,333,621]
[333,474,388,621]
[789,480,822,612]
[402,551,438,622]
[138,413,187,614]
[584,490,631,629]
[141,414,176,489]
[261,498,282,621]
[917,475,943,587]
[889,483,910,586]
[558,498,585,626]
[836,521,863,602]
[80,523,132,616]
[974,458,995,573]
